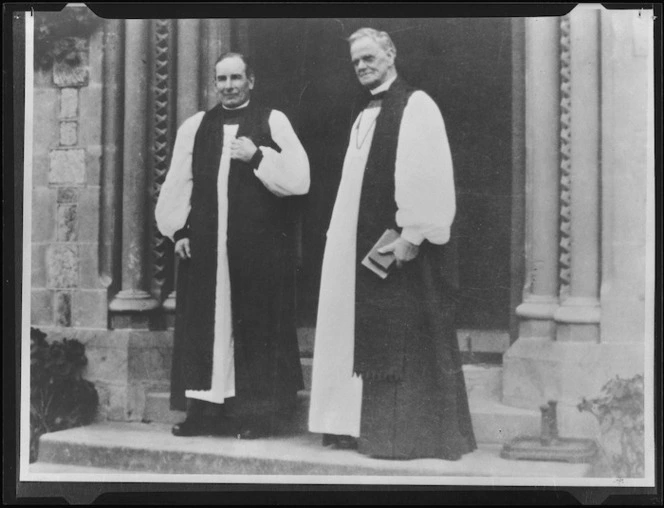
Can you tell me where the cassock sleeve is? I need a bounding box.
[155,112,205,242]
[394,91,456,246]
[253,110,311,197]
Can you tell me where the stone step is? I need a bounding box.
[34,421,590,478]
[142,365,539,444]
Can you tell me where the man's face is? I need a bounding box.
[215,56,254,108]
[350,37,395,90]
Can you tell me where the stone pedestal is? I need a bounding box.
[41,327,174,422]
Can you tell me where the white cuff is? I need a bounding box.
[400,227,426,246]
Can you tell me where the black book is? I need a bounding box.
[360,229,400,279]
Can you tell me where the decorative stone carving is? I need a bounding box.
[151,19,173,297]
[559,14,572,300]
[34,6,101,88]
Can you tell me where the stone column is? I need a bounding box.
[502,8,650,442]
[513,17,560,340]
[553,10,601,342]
[200,19,231,111]
[599,9,651,345]
[100,19,123,294]
[162,19,202,318]
[109,19,159,323]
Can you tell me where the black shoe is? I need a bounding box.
[172,418,212,437]
[335,435,358,450]
[322,434,337,446]
[322,434,358,450]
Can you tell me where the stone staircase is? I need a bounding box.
[28,329,593,478]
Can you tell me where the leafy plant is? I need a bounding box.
[30,327,98,463]
[578,374,645,478]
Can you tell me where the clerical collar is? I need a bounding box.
[223,100,250,111]
[222,100,250,120]
[369,76,397,101]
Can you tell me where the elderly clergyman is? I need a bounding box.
[308,28,477,460]
[156,52,310,439]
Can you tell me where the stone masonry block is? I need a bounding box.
[85,145,102,186]
[72,289,108,328]
[77,186,100,242]
[54,291,72,327]
[79,84,102,147]
[46,244,79,288]
[31,187,56,242]
[78,243,104,290]
[59,121,78,146]
[128,344,172,384]
[59,88,79,119]
[33,88,59,158]
[56,204,78,242]
[49,148,86,184]
[57,187,79,203]
[31,289,54,326]
[31,243,48,288]
[82,340,129,384]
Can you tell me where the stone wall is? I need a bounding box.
[31,23,107,329]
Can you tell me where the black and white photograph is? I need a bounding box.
[10,2,658,500]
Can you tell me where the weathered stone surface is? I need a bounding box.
[85,145,102,186]
[59,88,79,118]
[49,148,86,184]
[33,88,59,186]
[93,381,128,421]
[79,84,102,147]
[31,243,48,288]
[128,345,172,383]
[82,340,129,384]
[502,337,645,438]
[31,289,54,326]
[76,186,99,242]
[57,187,78,203]
[31,187,56,242]
[35,421,591,477]
[59,121,78,146]
[56,204,78,242]
[72,289,107,328]
[46,244,79,288]
[78,243,104,289]
[53,39,90,88]
[110,313,151,330]
[54,291,72,327]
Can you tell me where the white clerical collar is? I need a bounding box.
[223,100,250,111]
[370,75,398,95]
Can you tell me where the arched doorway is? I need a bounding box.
[240,18,521,357]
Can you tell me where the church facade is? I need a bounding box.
[28,8,653,439]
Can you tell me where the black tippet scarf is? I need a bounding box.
[353,77,419,380]
[176,101,279,391]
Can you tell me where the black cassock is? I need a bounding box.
[170,103,303,423]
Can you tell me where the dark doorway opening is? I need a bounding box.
[242,18,514,352]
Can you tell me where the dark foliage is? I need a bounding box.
[30,327,98,463]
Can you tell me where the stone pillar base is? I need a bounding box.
[36,327,174,422]
[515,298,558,339]
[502,337,644,438]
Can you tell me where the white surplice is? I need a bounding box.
[308,80,456,437]
[155,102,310,404]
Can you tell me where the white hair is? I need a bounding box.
[347,27,396,55]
